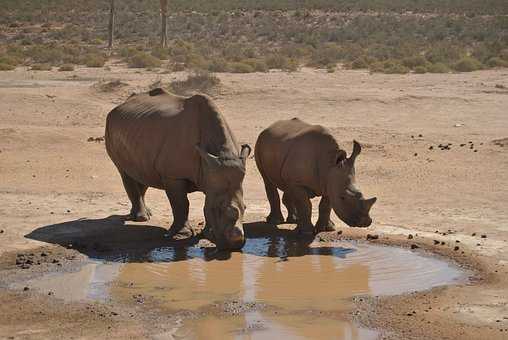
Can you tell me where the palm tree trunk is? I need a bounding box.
[108,0,115,49]
[160,0,168,48]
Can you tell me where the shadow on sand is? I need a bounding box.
[26,217,355,263]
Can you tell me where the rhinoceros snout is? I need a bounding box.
[222,226,245,250]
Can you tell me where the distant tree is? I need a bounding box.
[160,0,168,48]
[108,0,115,48]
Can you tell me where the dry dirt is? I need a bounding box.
[0,64,507,339]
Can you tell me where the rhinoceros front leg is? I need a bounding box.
[315,196,336,232]
[287,186,314,236]
[262,177,284,225]
[165,180,195,240]
[119,171,151,222]
[282,192,298,224]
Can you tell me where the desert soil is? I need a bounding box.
[0,64,507,339]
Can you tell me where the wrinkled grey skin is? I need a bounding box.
[255,118,376,235]
[105,88,251,250]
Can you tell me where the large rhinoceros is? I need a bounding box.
[105,88,251,250]
[255,118,376,235]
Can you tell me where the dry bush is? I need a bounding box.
[58,64,75,71]
[94,79,129,92]
[169,71,221,96]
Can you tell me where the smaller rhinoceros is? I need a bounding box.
[255,118,377,235]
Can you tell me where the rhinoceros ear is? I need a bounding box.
[195,145,221,168]
[240,144,252,160]
[335,149,347,165]
[348,140,362,165]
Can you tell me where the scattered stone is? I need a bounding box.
[474,150,478,152]
[460,144,466,147]
[0,229,4,234]
[454,246,460,251]
[481,234,487,239]
[23,287,29,291]
[441,241,445,245]
[414,153,418,157]
[434,240,440,245]
[418,134,423,137]
[366,234,379,240]
[48,291,54,296]
[411,135,414,139]
[495,84,506,89]
[429,146,433,150]
[472,233,476,236]
[411,244,419,249]
[455,240,460,243]
[408,234,413,239]
[87,136,105,143]
[41,252,47,257]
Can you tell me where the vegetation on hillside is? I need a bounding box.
[0,1,507,74]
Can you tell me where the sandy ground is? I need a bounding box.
[0,64,507,339]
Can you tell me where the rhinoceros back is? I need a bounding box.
[105,90,223,190]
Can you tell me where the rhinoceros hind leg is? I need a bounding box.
[165,180,196,240]
[262,177,284,225]
[288,186,314,236]
[119,171,150,222]
[315,196,336,232]
[282,192,298,224]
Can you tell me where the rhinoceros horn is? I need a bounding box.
[195,145,221,168]
[348,140,362,165]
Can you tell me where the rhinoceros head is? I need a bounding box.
[326,141,377,228]
[196,144,252,250]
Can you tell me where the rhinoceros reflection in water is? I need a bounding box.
[110,237,371,339]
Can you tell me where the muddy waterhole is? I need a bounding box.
[15,235,465,340]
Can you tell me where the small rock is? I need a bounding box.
[454,246,460,251]
[411,135,414,138]
[434,240,440,245]
[456,240,460,243]
[0,229,4,234]
[429,146,433,150]
[418,134,423,137]
[441,241,445,245]
[411,244,419,249]
[414,153,418,157]
[48,291,54,296]
[23,287,29,291]
[337,230,343,235]
[460,144,466,147]
[366,234,379,240]
[474,150,478,152]
[408,234,413,239]
[41,252,47,257]
[481,235,487,239]
[472,233,476,236]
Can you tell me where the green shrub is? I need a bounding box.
[402,56,428,69]
[370,60,409,74]
[228,62,255,73]
[453,57,483,72]
[169,71,221,96]
[266,54,298,71]
[414,66,427,74]
[208,58,229,72]
[0,63,15,71]
[243,58,268,72]
[151,47,169,60]
[128,52,162,68]
[31,63,52,71]
[0,55,21,66]
[85,54,106,67]
[351,58,368,69]
[427,62,451,73]
[58,64,75,71]
[326,64,336,73]
[486,57,508,68]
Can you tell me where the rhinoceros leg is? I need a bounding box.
[119,171,151,222]
[315,196,336,232]
[287,186,314,236]
[262,177,284,225]
[282,192,298,224]
[164,180,195,240]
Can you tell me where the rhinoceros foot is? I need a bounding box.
[165,222,196,240]
[266,212,285,225]
[315,219,336,233]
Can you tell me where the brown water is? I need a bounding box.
[18,237,465,340]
